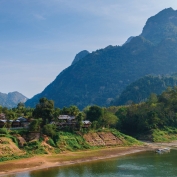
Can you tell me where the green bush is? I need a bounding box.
[24,140,47,155]
[0,128,8,134]
[47,138,56,147]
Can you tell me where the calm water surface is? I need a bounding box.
[7,149,177,177]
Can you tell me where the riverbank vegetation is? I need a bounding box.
[1,87,177,162]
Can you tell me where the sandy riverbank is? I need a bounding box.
[0,145,155,177]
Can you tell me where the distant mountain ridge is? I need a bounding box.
[26,8,177,109]
[0,91,28,108]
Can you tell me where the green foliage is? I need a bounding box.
[56,132,91,151]
[43,124,56,138]
[110,129,142,146]
[26,8,177,110]
[47,138,56,147]
[26,8,177,108]
[8,135,18,146]
[0,154,32,162]
[115,87,177,137]
[112,75,177,106]
[24,140,47,154]
[33,97,54,125]
[152,128,177,142]
[76,112,84,130]
[101,110,118,128]
[86,105,104,122]
[0,128,8,134]
[29,118,42,131]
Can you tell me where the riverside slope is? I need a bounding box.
[26,8,177,109]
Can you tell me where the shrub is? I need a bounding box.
[0,128,8,134]
[47,138,56,147]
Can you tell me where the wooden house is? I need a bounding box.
[82,120,92,128]
[11,120,21,128]
[57,115,76,128]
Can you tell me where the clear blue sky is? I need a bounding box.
[1,0,177,98]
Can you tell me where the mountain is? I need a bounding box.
[71,50,90,65]
[26,8,177,109]
[0,91,28,108]
[141,8,177,44]
[112,75,177,105]
[123,36,134,45]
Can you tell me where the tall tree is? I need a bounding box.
[86,105,103,122]
[33,98,54,125]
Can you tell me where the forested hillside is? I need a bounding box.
[26,8,177,109]
[115,87,177,141]
[112,75,177,105]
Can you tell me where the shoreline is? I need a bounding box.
[0,145,154,177]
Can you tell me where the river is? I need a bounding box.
[6,149,177,177]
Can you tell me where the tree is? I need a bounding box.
[29,118,42,132]
[61,107,70,115]
[43,124,56,138]
[17,102,25,110]
[101,111,118,128]
[148,93,158,104]
[86,105,103,122]
[76,112,84,130]
[33,98,54,125]
[69,105,80,116]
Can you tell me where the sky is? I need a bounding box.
[0,0,177,98]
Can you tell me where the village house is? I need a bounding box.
[0,113,6,120]
[11,117,30,128]
[55,115,91,129]
[57,115,76,128]
[82,120,92,128]
[0,120,6,128]
[0,117,30,129]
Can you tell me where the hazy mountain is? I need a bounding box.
[71,50,90,65]
[112,75,177,105]
[26,8,177,109]
[0,91,28,108]
[123,36,134,45]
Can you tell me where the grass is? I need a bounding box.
[0,128,143,163]
[56,131,91,151]
[152,127,177,142]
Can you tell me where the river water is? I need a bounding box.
[7,149,177,177]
